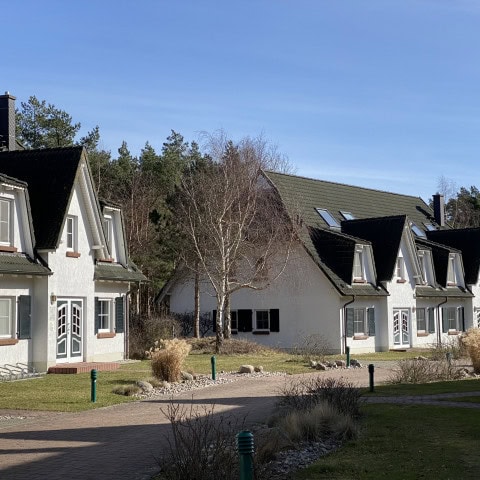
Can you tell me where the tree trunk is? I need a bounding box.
[224,293,231,339]
[215,295,225,353]
[193,271,200,338]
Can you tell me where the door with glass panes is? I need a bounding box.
[393,309,410,347]
[56,299,83,362]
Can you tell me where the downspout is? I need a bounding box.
[343,295,355,354]
[436,297,448,345]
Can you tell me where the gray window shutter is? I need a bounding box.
[18,295,31,339]
[367,308,375,336]
[427,308,435,333]
[346,308,354,337]
[212,310,217,332]
[95,297,100,334]
[459,307,465,331]
[115,297,125,333]
[270,309,280,332]
[238,309,252,332]
[441,307,448,333]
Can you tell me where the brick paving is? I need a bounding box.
[1,364,479,480]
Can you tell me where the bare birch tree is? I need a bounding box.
[172,133,295,351]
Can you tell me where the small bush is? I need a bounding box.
[389,359,463,384]
[429,336,467,361]
[291,333,332,362]
[462,328,480,373]
[112,384,141,396]
[187,337,275,355]
[151,339,192,382]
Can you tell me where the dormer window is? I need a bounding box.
[0,199,12,245]
[340,211,355,220]
[411,223,426,237]
[424,223,436,231]
[353,247,364,282]
[315,208,340,228]
[447,255,456,285]
[104,216,112,251]
[395,257,406,282]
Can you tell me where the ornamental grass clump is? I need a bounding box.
[462,328,480,373]
[150,339,192,382]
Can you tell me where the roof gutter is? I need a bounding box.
[343,295,355,354]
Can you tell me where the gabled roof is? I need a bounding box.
[426,228,480,285]
[0,146,83,249]
[341,215,406,282]
[95,262,147,283]
[0,252,51,276]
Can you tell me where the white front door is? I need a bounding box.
[393,309,410,347]
[56,300,83,362]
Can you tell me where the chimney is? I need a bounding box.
[433,194,445,227]
[0,91,16,151]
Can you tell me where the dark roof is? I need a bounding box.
[0,146,83,249]
[426,228,480,285]
[265,171,438,232]
[415,286,473,298]
[95,262,147,283]
[341,215,406,282]
[0,253,51,276]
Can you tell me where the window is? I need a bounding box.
[395,257,405,280]
[97,299,111,331]
[231,310,238,331]
[353,249,364,280]
[424,223,436,231]
[442,306,465,333]
[340,211,355,220]
[411,223,426,237]
[0,199,11,245]
[66,216,77,251]
[0,298,12,337]
[103,217,112,251]
[315,208,340,228]
[346,307,375,337]
[417,308,435,333]
[255,310,269,330]
[417,308,426,331]
[447,256,456,285]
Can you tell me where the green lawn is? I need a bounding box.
[366,378,480,396]
[295,403,480,479]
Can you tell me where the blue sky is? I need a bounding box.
[3,0,480,201]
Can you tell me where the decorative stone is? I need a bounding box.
[136,380,153,392]
[335,360,346,368]
[316,363,327,370]
[350,359,362,368]
[239,365,255,374]
[309,360,317,368]
[181,371,194,381]
[254,365,264,373]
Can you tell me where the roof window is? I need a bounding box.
[315,208,340,228]
[340,211,355,220]
[424,223,436,231]
[410,223,426,237]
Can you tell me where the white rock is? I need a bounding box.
[239,365,255,374]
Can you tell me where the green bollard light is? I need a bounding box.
[211,355,216,381]
[346,346,350,369]
[91,369,97,403]
[237,430,254,480]
[368,364,375,392]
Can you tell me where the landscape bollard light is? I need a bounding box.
[91,369,97,403]
[368,364,375,392]
[446,352,452,366]
[211,355,216,381]
[346,346,350,368]
[237,430,254,480]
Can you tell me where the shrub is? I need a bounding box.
[389,359,463,384]
[187,337,275,355]
[112,384,141,396]
[157,402,245,480]
[462,328,480,373]
[291,333,332,362]
[151,339,192,382]
[429,336,467,361]
[129,313,180,359]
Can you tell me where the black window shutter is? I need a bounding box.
[427,308,435,333]
[346,308,354,337]
[18,295,31,339]
[115,297,125,333]
[212,310,217,332]
[459,307,465,331]
[367,308,375,336]
[238,309,252,332]
[441,307,448,333]
[95,297,100,334]
[270,309,280,332]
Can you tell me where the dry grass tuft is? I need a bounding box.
[389,358,463,384]
[462,328,480,373]
[112,384,141,396]
[187,337,276,355]
[150,339,192,382]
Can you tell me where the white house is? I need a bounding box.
[0,92,145,372]
[165,170,479,354]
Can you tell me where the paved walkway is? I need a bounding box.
[1,364,479,480]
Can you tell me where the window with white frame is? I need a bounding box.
[395,257,405,280]
[103,216,112,251]
[66,216,78,251]
[447,256,456,285]
[255,310,269,330]
[353,248,364,280]
[353,308,366,334]
[346,307,375,336]
[97,299,112,331]
[417,307,435,333]
[0,199,12,245]
[0,298,13,337]
[442,306,464,332]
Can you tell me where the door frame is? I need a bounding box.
[56,298,84,363]
[393,308,411,348]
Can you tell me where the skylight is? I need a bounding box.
[315,208,340,228]
[411,223,426,237]
[340,211,355,220]
[424,223,436,231]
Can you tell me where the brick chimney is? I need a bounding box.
[0,92,16,151]
[433,194,445,227]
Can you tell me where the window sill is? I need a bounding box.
[0,338,19,346]
[0,245,17,253]
[252,330,270,335]
[353,335,369,340]
[66,251,81,258]
[97,332,116,339]
[396,279,407,284]
[447,282,457,287]
[416,332,429,337]
[448,330,460,336]
[98,258,115,263]
[353,279,366,284]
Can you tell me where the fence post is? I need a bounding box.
[211,355,216,380]
[237,431,254,480]
[368,364,375,392]
[91,369,97,402]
